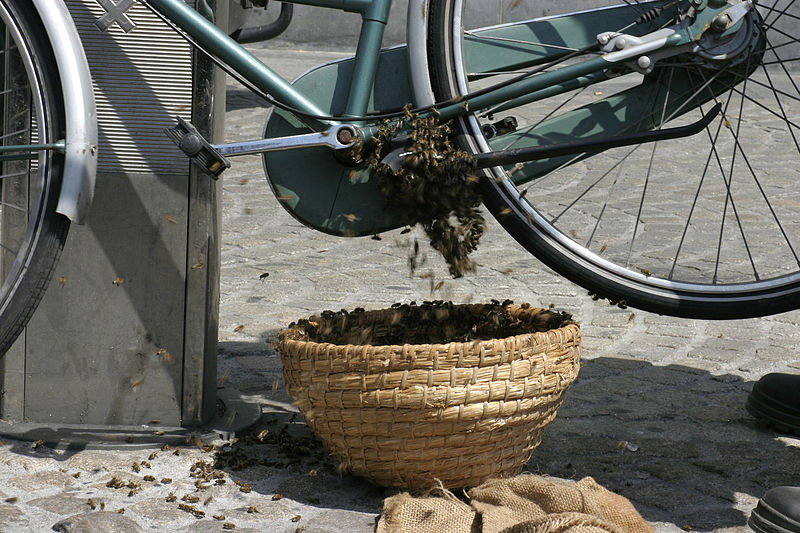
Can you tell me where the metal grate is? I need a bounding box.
[65,0,195,174]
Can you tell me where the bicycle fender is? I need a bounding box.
[34,0,98,225]
[407,0,435,107]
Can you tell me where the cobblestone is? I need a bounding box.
[0,40,797,532]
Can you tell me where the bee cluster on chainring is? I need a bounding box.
[366,107,485,278]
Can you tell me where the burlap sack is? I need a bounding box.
[376,476,653,533]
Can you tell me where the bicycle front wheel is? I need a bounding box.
[0,2,69,354]
[428,1,800,319]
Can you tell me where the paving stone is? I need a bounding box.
[0,503,24,526]
[51,511,144,533]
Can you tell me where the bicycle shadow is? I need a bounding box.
[216,339,799,530]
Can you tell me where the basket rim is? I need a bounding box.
[278,303,579,352]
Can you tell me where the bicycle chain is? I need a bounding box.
[366,108,485,278]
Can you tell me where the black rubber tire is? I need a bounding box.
[426,0,800,319]
[0,2,70,355]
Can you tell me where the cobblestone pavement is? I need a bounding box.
[0,46,798,532]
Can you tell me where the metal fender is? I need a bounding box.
[33,0,98,224]
[407,0,435,107]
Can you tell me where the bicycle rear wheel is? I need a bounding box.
[428,0,800,319]
[0,2,69,353]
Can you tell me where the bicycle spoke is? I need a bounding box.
[464,31,580,53]
[760,0,798,29]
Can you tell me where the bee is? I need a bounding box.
[4,497,17,503]
[141,461,151,469]
[218,367,231,386]
[33,439,44,449]
[599,243,607,254]
[166,493,177,502]
[164,214,177,224]
[161,444,170,451]
[343,213,359,223]
[143,475,155,482]
[72,472,81,478]
[239,178,249,185]
[191,263,204,270]
[246,506,258,513]
[182,494,200,503]
[161,478,172,484]
[173,447,181,456]
[291,515,302,523]
[112,277,124,286]
[259,272,269,281]
[272,378,280,392]
[213,514,226,521]
[204,496,213,506]
[371,234,381,241]
[640,269,651,277]
[116,508,125,514]
[131,462,140,473]
[239,483,252,494]
[271,494,282,501]
[87,499,96,510]
[59,277,66,287]
[100,502,105,510]
[257,428,269,441]
[129,379,143,391]
[233,324,244,332]
[223,524,236,530]
[308,469,318,477]
[148,452,158,460]
[157,348,173,363]
[243,207,253,214]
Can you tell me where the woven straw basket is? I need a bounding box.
[278,302,581,489]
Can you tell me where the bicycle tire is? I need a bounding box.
[427,0,800,319]
[0,1,70,354]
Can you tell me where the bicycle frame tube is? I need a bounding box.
[146,0,737,138]
[144,0,392,124]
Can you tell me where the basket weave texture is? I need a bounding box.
[278,303,581,489]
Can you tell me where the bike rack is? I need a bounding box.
[0,0,259,448]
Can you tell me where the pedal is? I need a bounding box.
[165,117,231,178]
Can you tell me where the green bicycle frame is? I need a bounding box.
[145,0,394,124]
[144,0,740,137]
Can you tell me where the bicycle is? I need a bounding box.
[0,0,798,356]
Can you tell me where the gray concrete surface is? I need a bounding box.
[0,41,798,532]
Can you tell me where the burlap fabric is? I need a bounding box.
[376,476,653,533]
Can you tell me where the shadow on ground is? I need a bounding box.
[217,340,798,530]
[529,357,798,530]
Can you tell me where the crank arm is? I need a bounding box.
[473,103,721,169]
[213,124,359,157]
